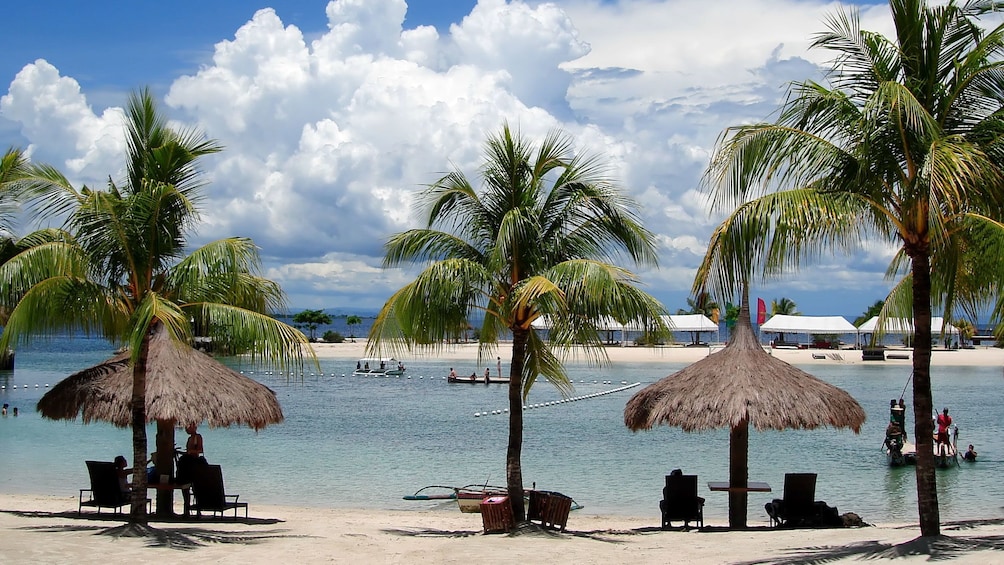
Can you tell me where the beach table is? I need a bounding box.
[147,481,192,517]
[707,481,771,493]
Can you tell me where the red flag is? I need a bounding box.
[757,298,767,325]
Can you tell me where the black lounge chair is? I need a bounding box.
[191,464,248,518]
[766,473,817,527]
[660,473,704,529]
[79,460,149,514]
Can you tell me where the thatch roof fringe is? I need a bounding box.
[624,293,865,433]
[37,325,283,430]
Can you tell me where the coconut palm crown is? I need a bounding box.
[698,0,1004,537]
[0,88,311,523]
[368,122,668,523]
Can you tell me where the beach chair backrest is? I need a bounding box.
[782,473,816,512]
[85,460,125,505]
[663,474,700,515]
[192,464,226,508]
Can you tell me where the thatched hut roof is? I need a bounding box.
[37,325,283,430]
[625,300,865,433]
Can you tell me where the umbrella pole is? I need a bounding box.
[728,420,749,529]
[155,420,177,516]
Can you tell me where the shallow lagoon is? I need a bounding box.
[0,337,1001,525]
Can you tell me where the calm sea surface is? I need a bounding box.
[1,336,1002,526]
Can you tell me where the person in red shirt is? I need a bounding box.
[936,408,953,456]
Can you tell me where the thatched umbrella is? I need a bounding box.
[624,289,865,528]
[38,324,283,515]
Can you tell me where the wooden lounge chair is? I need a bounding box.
[79,460,149,514]
[766,473,817,527]
[527,490,573,531]
[660,473,704,529]
[191,464,248,519]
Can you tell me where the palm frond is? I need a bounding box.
[0,275,125,352]
[196,302,314,373]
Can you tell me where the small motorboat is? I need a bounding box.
[352,357,406,376]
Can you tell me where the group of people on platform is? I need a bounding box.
[884,398,977,462]
[448,358,505,382]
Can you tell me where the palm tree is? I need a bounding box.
[770,297,799,316]
[768,297,800,343]
[368,123,668,523]
[699,0,1004,536]
[0,88,310,524]
[953,318,975,347]
[345,315,362,342]
[0,148,35,366]
[293,309,333,341]
[854,300,885,327]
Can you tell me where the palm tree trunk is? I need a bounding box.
[130,331,151,523]
[911,251,940,536]
[506,327,528,523]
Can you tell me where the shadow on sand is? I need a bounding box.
[2,509,311,551]
[386,518,1004,561]
[730,518,1004,564]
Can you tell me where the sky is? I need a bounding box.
[0,0,940,318]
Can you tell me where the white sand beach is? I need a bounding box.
[311,339,1004,368]
[1,493,1003,564]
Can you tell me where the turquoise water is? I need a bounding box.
[0,337,1002,526]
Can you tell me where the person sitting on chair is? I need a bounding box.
[963,444,977,462]
[114,455,131,496]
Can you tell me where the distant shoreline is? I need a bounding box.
[309,340,1004,368]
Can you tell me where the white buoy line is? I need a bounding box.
[473,382,641,417]
[1,383,50,390]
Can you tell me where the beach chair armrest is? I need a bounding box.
[225,494,240,503]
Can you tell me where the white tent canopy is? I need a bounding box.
[759,315,857,334]
[530,314,720,345]
[665,314,719,332]
[532,314,718,332]
[857,316,959,335]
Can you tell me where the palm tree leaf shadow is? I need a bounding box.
[735,533,1004,565]
[17,522,309,550]
[382,528,482,539]
[4,510,309,551]
[383,522,646,543]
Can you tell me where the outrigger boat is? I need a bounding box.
[404,484,582,514]
[447,373,511,384]
[352,357,406,376]
[883,428,959,468]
